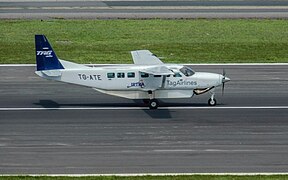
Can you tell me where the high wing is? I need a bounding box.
[131,50,163,65]
[140,66,174,75]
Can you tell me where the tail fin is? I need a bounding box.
[35,35,64,71]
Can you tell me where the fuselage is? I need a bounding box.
[35,62,227,100]
[36,63,223,91]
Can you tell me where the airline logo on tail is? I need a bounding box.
[36,50,53,57]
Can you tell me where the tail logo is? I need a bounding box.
[37,50,53,58]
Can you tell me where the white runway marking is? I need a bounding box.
[153,149,263,152]
[1,63,288,67]
[0,106,288,111]
[1,173,288,177]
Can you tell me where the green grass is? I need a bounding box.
[0,19,288,64]
[0,176,288,180]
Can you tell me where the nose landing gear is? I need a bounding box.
[208,90,217,106]
[208,98,217,106]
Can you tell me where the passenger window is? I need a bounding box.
[173,73,182,77]
[107,73,115,78]
[127,72,135,78]
[154,75,161,77]
[117,72,125,78]
[141,72,149,78]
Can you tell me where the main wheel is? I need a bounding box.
[208,98,217,106]
[149,99,159,109]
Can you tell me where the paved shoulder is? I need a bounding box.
[1,0,288,19]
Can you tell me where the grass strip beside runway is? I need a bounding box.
[0,175,288,180]
[1,19,288,64]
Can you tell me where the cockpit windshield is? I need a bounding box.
[180,66,195,76]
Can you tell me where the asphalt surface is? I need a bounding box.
[1,0,288,19]
[0,65,288,174]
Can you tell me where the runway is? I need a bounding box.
[0,64,288,174]
[1,0,288,19]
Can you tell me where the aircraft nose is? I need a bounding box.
[220,75,230,84]
[223,77,230,83]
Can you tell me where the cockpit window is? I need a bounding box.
[173,73,182,77]
[180,66,195,77]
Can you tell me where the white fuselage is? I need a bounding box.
[35,61,224,99]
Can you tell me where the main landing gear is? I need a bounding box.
[142,99,159,109]
[145,90,159,109]
[149,99,159,109]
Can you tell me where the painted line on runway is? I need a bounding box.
[2,6,288,10]
[153,149,263,152]
[0,106,288,111]
[163,106,288,110]
[1,63,288,67]
[2,173,288,176]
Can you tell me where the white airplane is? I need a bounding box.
[35,35,230,109]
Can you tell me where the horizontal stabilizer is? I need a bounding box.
[36,70,62,77]
[59,59,91,69]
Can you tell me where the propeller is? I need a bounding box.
[221,69,230,96]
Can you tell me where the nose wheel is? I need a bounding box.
[208,98,217,106]
[208,90,217,106]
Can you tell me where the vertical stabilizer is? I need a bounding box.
[35,35,64,71]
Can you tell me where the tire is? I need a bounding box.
[208,98,217,106]
[149,99,159,109]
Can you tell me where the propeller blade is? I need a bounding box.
[222,81,225,96]
[222,69,226,96]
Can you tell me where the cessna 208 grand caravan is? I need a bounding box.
[35,35,230,109]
